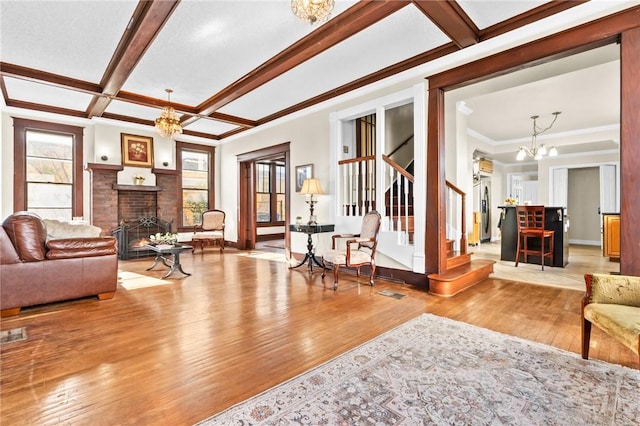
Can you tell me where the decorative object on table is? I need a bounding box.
[198,313,640,425]
[295,164,313,192]
[290,0,334,25]
[516,112,560,161]
[121,133,154,167]
[133,174,145,185]
[321,210,381,290]
[504,197,518,206]
[149,232,178,246]
[295,216,302,225]
[155,88,183,139]
[299,178,324,225]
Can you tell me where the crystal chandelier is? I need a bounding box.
[155,89,182,139]
[516,112,561,161]
[291,0,334,25]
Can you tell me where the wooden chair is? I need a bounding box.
[192,209,225,253]
[582,273,640,366]
[515,205,554,270]
[321,210,381,291]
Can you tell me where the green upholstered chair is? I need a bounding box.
[582,273,640,366]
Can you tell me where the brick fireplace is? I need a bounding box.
[85,164,180,258]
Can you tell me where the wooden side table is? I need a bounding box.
[289,224,335,272]
[145,243,193,278]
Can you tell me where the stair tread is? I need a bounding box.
[428,259,495,281]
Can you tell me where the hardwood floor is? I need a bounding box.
[1,248,636,425]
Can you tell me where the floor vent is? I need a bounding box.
[0,327,27,344]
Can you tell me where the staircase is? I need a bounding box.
[427,180,494,296]
[384,155,414,244]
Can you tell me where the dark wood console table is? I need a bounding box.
[498,206,569,267]
[289,224,335,272]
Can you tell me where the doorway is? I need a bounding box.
[237,143,290,251]
[568,167,601,246]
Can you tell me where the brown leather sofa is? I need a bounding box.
[0,212,118,316]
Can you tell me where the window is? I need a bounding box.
[13,118,83,220]
[177,142,214,229]
[256,161,285,225]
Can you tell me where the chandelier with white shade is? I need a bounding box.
[516,112,561,161]
[155,89,183,139]
[291,0,334,25]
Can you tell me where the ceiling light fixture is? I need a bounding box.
[155,89,182,139]
[291,0,334,25]
[516,112,561,161]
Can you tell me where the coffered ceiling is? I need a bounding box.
[0,0,636,150]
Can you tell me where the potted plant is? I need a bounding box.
[295,216,303,225]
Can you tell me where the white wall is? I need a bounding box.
[218,109,333,255]
[1,110,179,220]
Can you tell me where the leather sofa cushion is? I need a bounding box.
[0,227,21,264]
[46,237,117,260]
[2,211,47,262]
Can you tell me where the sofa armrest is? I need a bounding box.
[584,273,640,308]
[46,237,117,260]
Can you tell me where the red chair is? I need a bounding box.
[515,205,554,270]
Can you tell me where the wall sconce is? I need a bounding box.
[100,155,108,161]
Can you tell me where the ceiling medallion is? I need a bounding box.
[155,89,183,139]
[291,0,334,25]
[516,112,561,161]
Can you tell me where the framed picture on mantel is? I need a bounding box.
[121,133,154,168]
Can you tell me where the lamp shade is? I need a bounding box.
[300,178,324,195]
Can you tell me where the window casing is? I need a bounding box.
[256,161,285,225]
[177,142,214,230]
[13,118,83,219]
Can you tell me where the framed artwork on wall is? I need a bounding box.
[295,164,313,192]
[121,133,154,168]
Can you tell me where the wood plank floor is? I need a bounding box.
[1,248,636,425]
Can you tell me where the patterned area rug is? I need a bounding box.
[198,314,639,425]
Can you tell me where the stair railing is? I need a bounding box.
[337,154,415,246]
[337,155,376,216]
[382,154,413,245]
[445,180,467,255]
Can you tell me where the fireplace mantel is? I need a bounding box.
[113,184,162,192]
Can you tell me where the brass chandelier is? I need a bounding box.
[516,112,561,161]
[291,0,334,25]
[155,89,182,139]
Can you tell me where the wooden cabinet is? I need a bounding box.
[602,213,620,260]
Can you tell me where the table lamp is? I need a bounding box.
[299,178,324,225]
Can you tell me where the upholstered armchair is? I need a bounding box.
[192,209,225,253]
[582,273,640,366]
[321,210,381,291]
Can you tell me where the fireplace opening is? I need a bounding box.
[111,217,172,260]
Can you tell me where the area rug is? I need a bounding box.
[197,314,639,425]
